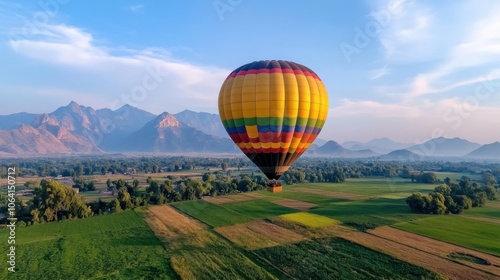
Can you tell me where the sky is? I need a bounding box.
[1,0,500,145]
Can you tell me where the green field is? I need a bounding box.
[394,215,500,256]
[303,177,438,198]
[254,237,442,280]
[173,199,297,227]
[3,174,498,279]
[466,204,500,219]
[310,197,423,230]
[259,189,346,205]
[0,210,177,280]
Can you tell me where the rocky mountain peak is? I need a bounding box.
[155,112,181,128]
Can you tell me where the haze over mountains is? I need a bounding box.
[0,101,498,159]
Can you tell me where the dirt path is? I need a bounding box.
[294,188,367,200]
[334,226,498,280]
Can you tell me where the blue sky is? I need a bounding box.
[1,0,500,144]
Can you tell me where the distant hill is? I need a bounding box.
[380,149,422,161]
[342,137,411,154]
[174,109,228,139]
[0,101,498,158]
[97,104,157,150]
[0,101,238,156]
[407,137,481,157]
[312,138,328,146]
[0,112,38,130]
[465,142,500,159]
[124,113,237,153]
[314,140,377,158]
[0,124,71,155]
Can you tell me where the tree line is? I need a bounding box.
[406,176,497,214]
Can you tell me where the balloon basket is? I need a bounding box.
[267,180,282,193]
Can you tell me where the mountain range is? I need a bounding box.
[0,101,499,159]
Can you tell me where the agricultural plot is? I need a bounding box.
[204,192,263,205]
[215,220,306,250]
[303,178,437,198]
[143,206,276,279]
[467,205,500,219]
[368,226,500,277]
[259,189,344,205]
[174,199,297,227]
[254,237,442,280]
[395,216,500,256]
[338,230,495,280]
[294,187,367,200]
[145,205,205,239]
[310,198,422,230]
[271,198,317,210]
[280,212,340,228]
[0,210,177,280]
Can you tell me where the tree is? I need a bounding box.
[111,198,122,213]
[31,180,92,222]
[482,172,497,186]
[420,172,437,184]
[406,193,428,213]
[444,177,451,186]
[202,173,215,183]
[428,192,446,214]
[117,188,133,210]
[434,184,451,196]
[400,168,412,179]
[483,185,497,201]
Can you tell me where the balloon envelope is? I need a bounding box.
[218,60,329,180]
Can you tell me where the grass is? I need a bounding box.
[0,210,177,280]
[280,212,340,228]
[254,237,443,280]
[294,177,438,199]
[467,205,500,219]
[164,230,276,280]
[310,197,423,231]
[258,189,346,205]
[173,199,297,227]
[394,215,500,257]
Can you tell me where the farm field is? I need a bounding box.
[394,215,500,256]
[2,175,498,279]
[0,210,177,280]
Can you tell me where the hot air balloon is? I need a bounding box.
[218,60,329,192]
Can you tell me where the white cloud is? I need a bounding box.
[7,24,230,114]
[330,98,421,118]
[373,0,434,61]
[322,97,500,144]
[369,66,389,80]
[368,1,500,103]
